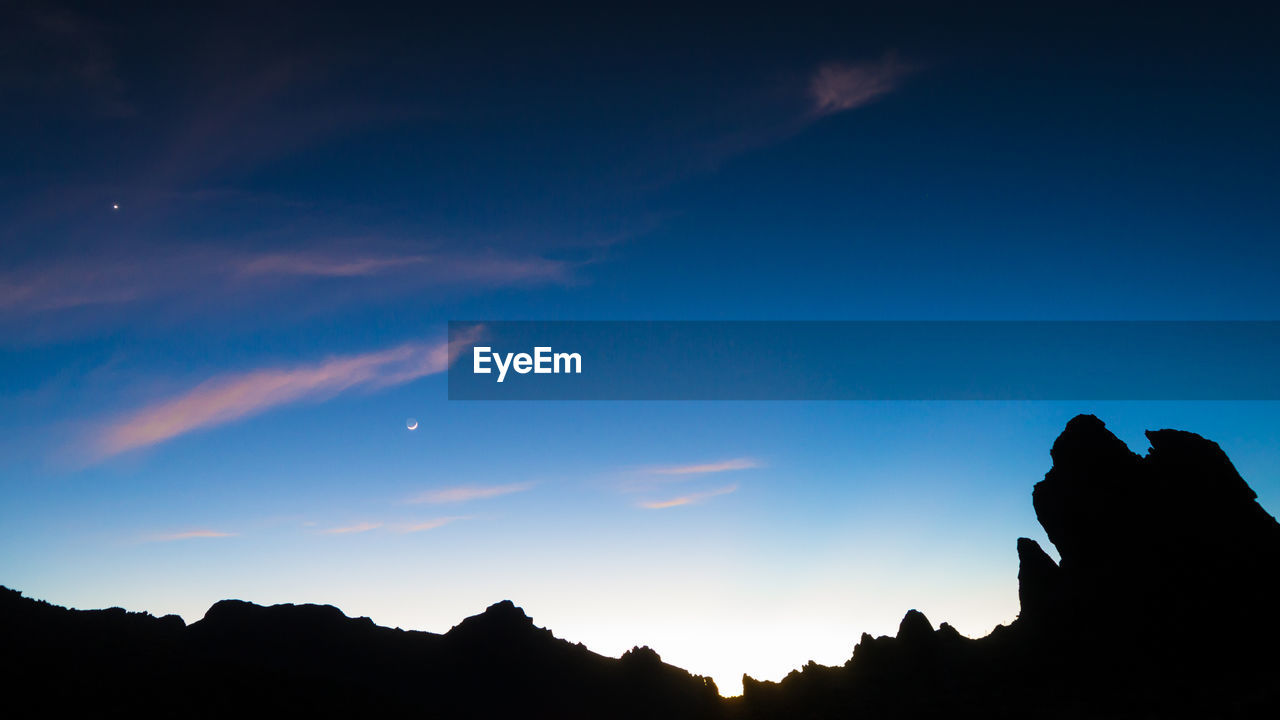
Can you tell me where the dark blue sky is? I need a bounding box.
[2,0,1279,693]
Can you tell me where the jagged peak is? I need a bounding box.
[936,622,963,641]
[896,609,934,643]
[446,599,536,637]
[481,599,532,622]
[1047,414,1139,471]
[1016,537,1062,623]
[621,645,663,665]
[1016,537,1059,577]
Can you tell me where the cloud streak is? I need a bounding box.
[406,482,534,505]
[809,53,915,117]
[392,516,467,533]
[620,457,761,493]
[95,332,477,459]
[322,522,383,535]
[321,517,466,535]
[143,529,237,543]
[0,246,571,318]
[647,458,761,476]
[638,484,739,510]
[232,249,569,284]
[235,252,431,278]
[0,259,163,313]
[678,54,920,178]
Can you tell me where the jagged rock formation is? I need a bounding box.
[736,415,1280,718]
[3,415,1277,718]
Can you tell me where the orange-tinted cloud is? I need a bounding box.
[638,484,739,509]
[96,331,477,459]
[406,482,534,504]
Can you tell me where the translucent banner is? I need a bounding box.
[447,321,1280,400]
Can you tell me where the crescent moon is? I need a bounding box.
[406,419,419,431]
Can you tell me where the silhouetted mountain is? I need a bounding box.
[3,416,1277,717]
[0,589,721,718]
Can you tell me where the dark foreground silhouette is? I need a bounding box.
[3,416,1277,718]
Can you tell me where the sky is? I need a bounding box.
[2,1,1280,694]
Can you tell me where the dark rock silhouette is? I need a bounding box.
[1015,535,1061,623]
[3,415,1277,717]
[736,415,1280,718]
[0,588,721,718]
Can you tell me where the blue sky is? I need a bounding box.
[2,1,1279,694]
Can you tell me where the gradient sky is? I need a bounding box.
[2,1,1279,694]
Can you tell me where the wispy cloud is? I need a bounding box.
[638,484,739,510]
[320,517,466,535]
[321,522,382,535]
[232,249,569,284]
[235,252,430,278]
[620,457,761,493]
[426,252,572,285]
[809,53,916,117]
[406,482,534,505]
[391,516,467,533]
[680,54,920,177]
[647,458,761,476]
[0,259,171,313]
[0,246,571,318]
[95,332,477,459]
[143,529,237,543]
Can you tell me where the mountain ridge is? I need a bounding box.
[4,415,1277,718]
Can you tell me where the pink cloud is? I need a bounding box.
[0,246,571,318]
[320,517,466,535]
[234,249,571,285]
[406,482,534,504]
[638,484,739,510]
[95,331,478,459]
[0,258,180,313]
[235,252,431,278]
[392,517,467,533]
[809,54,915,117]
[648,458,761,476]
